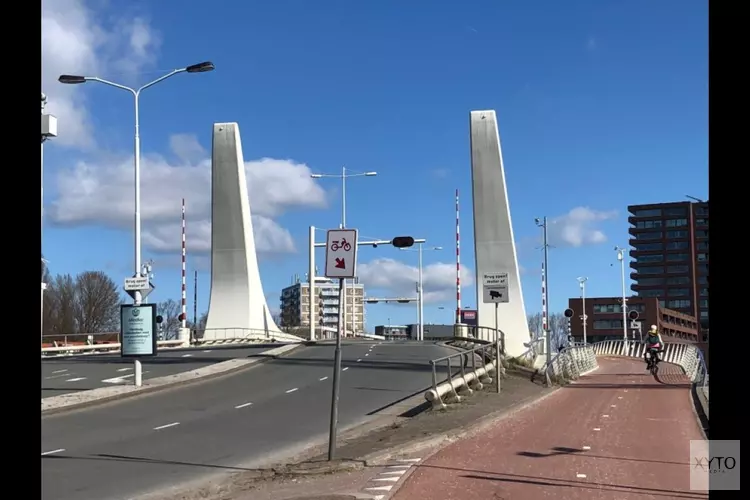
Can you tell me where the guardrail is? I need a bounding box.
[425,335,503,410]
[192,327,304,344]
[540,344,599,386]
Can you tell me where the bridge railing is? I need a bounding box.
[541,344,599,385]
[191,327,304,344]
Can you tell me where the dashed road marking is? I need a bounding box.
[593,428,601,431]
[385,465,411,469]
[42,449,65,456]
[154,422,180,431]
[611,404,616,407]
[52,369,68,374]
[365,486,393,492]
[576,473,587,478]
[397,458,421,463]
[357,359,362,362]
[365,353,369,356]
[181,354,193,358]
[202,350,212,353]
[102,372,149,384]
[618,396,623,399]
[117,367,133,372]
[235,402,253,409]
[380,470,406,476]
[343,367,349,371]
[319,376,328,381]
[65,377,86,382]
[582,446,591,450]
[373,476,399,482]
[602,414,610,418]
[286,388,299,394]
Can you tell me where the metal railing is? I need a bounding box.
[191,327,305,344]
[540,344,599,386]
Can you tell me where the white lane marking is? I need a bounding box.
[42,449,65,456]
[582,446,591,450]
[397,458,421,462]
[618,396,623,399]
[101,372,148,384]
[357,359,362,362]
[371,496,384,500]
[181,354,193,358]
[153,422,180,430]
[385,465,411,469]
[611,404,616,407]
[602,414,610,418]
[365,353,369,356]
[365,486,393,492]
[373,476,399,482]
[52,369,68,374]
[286,388,299,394]
[202,350,212,353]
[235,402,253,409]
[380,470,406,476]
[44,374,69,380]
[343,367,349,371]
[117,367,133,372]
[319,376,328,381]
[593,428,601,431]
[576,473,587,478]
[65,377,86,382]
[624,390,628,392]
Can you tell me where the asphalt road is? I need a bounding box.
[41,345,278,398]
[41,340,456,500]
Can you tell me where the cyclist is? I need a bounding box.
[644,325,664,368]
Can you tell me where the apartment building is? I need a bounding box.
[279,275,366,334]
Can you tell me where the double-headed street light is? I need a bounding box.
[310,167,377,336]
[400,245,442,341]
[59,61,215,386]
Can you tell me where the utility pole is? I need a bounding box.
[535,217,551,360]
[615,246,628,341]
[577,277,588,345]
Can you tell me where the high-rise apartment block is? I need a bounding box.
[628,200,709,330]
[279,276,366,335]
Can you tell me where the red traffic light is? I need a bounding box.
[563,308,574,318]
[628,310,639,320]
[391,236,415,248]
[178,313,186,322]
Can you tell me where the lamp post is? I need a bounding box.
[400,245,442,341]
[41,93,57,347]
[535,217,551,360]
[310,167,377,336]
[615,246,628,341]
[577,277,588,345]
[59,61,215,385]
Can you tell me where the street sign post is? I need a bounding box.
[483,272,509,304]
[324,229,359,279]
[124,275,155,301]
[120,304,158,358]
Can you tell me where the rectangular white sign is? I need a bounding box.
[483,272,508,286]
[483,285,510,304]
[124,276,149,291]
[324,229,359,279]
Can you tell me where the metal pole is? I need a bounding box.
[193,271,198,327]
[542,217,551,359]
[495,302,500,393]
[328,277,345,460]
[132,91,143,387]
[619,249,627,341]
[340,167,347,337]
[581,280,587,345]
[41,94,46,348]
[309,225,316,341]
[418,243,424,341]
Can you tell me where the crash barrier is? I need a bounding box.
[592,339,709,416]
[425,335,504,410]
[191,327,304,345]
[541,344,599,385]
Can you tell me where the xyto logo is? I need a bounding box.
[693,456,737,473]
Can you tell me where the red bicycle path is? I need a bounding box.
[393,357,708,500]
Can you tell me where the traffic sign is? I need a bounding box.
[124,276,149,291]
[483,285,509,304]
[325,229,359,279]
[483,272,508,286]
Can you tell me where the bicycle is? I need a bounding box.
[646,349,661,375]
[330,238,352,252]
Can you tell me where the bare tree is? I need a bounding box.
[549,312,570,352]
[45,274,77,335]
[75,271,121,333]
[527,312,543,339]
[158,299,181,339]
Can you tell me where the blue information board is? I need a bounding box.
[120,304,158,357]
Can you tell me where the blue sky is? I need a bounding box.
[42,0,707,330]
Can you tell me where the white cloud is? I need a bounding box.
[431,168,450,179]
[548,207,617,247]
[48,135,328,256]
[358,258,474,304]
[42,0,161,149]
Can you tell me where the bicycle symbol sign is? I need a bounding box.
[324,229,359,279]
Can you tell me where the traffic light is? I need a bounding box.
[156,315,164,324]
[391,236,415,248]
[178,313,186,322]
[564,308,574,318]
[628,310,639,321]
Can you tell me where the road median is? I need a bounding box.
[42,343,303,415]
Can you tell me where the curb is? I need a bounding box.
[42,343,304,416]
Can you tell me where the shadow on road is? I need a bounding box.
[517,446,688,466]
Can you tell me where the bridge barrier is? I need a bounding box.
[425,335,503,410]
[543,345,598,384]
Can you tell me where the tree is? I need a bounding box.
[75,271,121,333]
[527,312,543,339]
[44,274,77,335]
[157,299,181,340]
[548,312,570,352]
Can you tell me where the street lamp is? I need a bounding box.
[577,277,588,345]
[615,246,628,341]
[41,93,57,348]
[400,245,442,341]
[535,217,551,360]
[310,167,377,336]
[59,61,215,385]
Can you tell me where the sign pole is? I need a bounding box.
[495,302,500,393]
[328,277,345,460]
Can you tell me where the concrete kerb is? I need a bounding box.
[41,343,304,415]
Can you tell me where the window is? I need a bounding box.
[637,277,665,286]
[697,241,709,251]
[666,276,690,285]
[695,206,708,216]
[632,208,662,217]
[635,254,663,263]
[594,304,624,314]
[696,230,709,238]
[667,265,689,273]
[699,287,709,296]
[664,207,688,217]
[668,288,690,297]
[635,220,663,229]
[638,266,664,275]
[698,263,708,274]
[639,289,663,298]
[666,253,689,261]
[593,319,623,329]
[697,253,708,262]
[667,299,691,309]
[634,242,664,251]
[700,311,709,319]
[695,218,708,226]
[635,231,663,240]
[666,231,688,240]
[629,303,646,312]
[698,276,708,284]
[699,299,709,308]
[665,218,688,227]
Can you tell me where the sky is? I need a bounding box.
[41,0,708,330]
